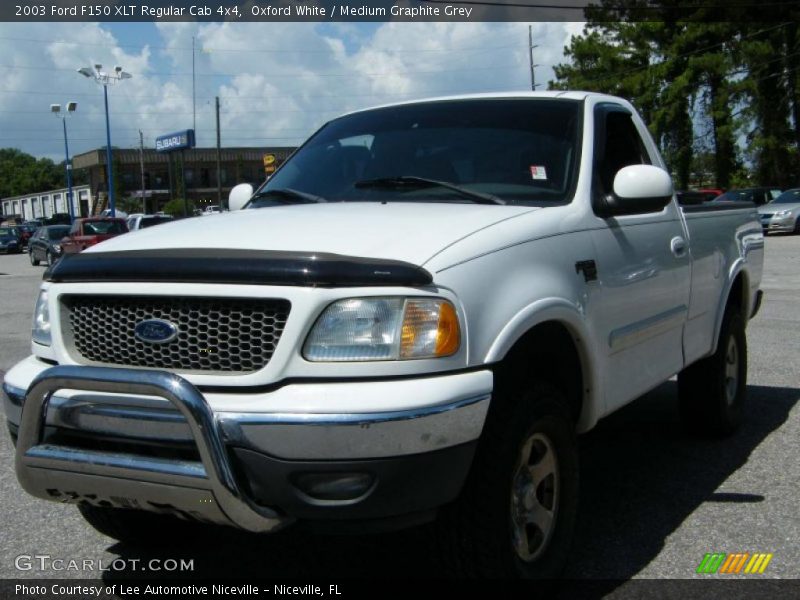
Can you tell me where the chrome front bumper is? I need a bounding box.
[4,365,491,531]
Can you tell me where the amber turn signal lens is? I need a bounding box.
[399,299,460,359]
[435,301,460,356]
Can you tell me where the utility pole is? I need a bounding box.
[139,130,146,214]
[528,25,540,91]
[192,36,197,132]
[216,96,222,208]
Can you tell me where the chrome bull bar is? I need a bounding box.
[15,365,289,533]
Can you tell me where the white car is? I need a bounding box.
[126,214,175,231]
[3,92,764,578]
[758,188,800,234]
[201,205,221,216]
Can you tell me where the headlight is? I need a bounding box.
[303,297,460,362]
[52,244,61,252]
[32,290,51,346]
[775,210,792,217]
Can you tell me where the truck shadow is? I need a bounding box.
[100,382,798,581]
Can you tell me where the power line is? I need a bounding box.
[0,35,521,55]
[0,62,524,78]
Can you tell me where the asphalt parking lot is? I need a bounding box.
[0,235,798,584]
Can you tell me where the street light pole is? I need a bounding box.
[77,64,132,218]
[62,118,74,221]
[51,102,77,222]
[102,83,115,217]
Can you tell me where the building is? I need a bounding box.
[71,146,296,214]
[1,185,93,222]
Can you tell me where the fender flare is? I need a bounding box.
[484,297,600,433]
[709,259,750,357]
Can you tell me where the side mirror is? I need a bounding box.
[597,164,674,217]
[229,183,254,212]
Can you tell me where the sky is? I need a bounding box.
[0,21,584,161]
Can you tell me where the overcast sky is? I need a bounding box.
[0,22,583,161]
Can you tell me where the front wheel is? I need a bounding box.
[46,251,55,267]
[29,250,39,266]
[437,383,578,578]
[678,307,747,436]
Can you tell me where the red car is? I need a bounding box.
[698,188,725,199]
[60,218,128,255]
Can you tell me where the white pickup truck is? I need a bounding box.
[3,92,764,578]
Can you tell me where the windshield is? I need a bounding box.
[717,190,755,202]
[769,189,800,204]
[140,217,173,228]
[0,227,18,237]
[84,221,127,235]
[252,98,582,206]
[48,226,70,240]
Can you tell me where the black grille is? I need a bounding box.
[63,295,291,373]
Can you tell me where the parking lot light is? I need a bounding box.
[77,64,132,218]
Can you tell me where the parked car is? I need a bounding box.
[0,214,23,226]
[28,225,71,266]
[201,205,221,215]
[43,213,73,226]
[714,187,782,206]
[99,208,129,219]
[698,187,725,198]
[17,221,41,249]
[60,218,128,255]
[3,92,765,579]
[126,214,174,231]
[675,190,710,206]
[0,226,22,254]
[758,188,800,234]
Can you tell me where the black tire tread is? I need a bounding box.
[678,307,747,437]
[437,377,579,578]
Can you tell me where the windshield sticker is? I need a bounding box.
[530,165,548,180]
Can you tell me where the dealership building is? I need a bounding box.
[1,145,295,220]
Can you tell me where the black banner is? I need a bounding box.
[2,579,800,599]
[3,0,800,23]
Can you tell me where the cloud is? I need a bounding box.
[0,22,581,162]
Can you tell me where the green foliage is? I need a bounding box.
[116,196,144,214]
[161,198,195,218]
[0,148,65,199]
[550,15,800,189]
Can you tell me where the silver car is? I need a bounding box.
[759,188,800,234]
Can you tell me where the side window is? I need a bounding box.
[595,109,651,196]
[69,223,79,236]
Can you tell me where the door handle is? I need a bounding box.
[671,236,687,257]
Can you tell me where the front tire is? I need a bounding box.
[29,250,39,266]
[678,307,747,436]
[46,251,55,267]
[438,382,578,578]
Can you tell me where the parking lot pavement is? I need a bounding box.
[0,235,798,583]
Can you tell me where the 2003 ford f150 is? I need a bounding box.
[2,92,764,578]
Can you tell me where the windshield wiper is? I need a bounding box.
[354,176,506,205]
[249,188,328,205]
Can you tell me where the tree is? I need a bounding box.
[161,197,195,218]
[0,148,64,198]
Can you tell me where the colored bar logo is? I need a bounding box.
[697,552,773,574]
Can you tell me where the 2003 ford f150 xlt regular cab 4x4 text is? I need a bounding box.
[2,92,764,578]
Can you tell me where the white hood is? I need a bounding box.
[91,202,537,266]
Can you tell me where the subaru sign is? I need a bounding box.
[155,129,195,153]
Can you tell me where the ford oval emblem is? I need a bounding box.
[134,319,178,344]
